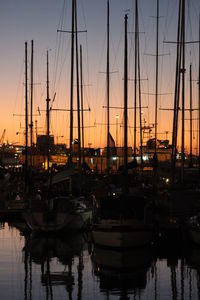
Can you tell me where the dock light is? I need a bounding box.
[166,178,170,183]
[142,155,149,161]
[112,156,117,161]
[113,192,116,196]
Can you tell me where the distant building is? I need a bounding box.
[141,138,172,162]
[37,135,54,153]
[102,147,132,157]
[54,143,67,154]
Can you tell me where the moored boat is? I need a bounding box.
[23,195,93,234]
[92,219,153,248]
[92,191,154,248]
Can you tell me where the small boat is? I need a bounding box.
[23,195,93,234]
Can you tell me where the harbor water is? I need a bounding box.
[0,222,200,299]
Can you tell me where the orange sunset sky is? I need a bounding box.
[0,0,200,153]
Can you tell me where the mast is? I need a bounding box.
[124,14,128,173]
[69,0,75,165]
[80,45,85,164]
[74,0,82,174]
[25,41,28,189]
[181,0,185,183]
[35,120,38,141]
[189,64,193,167]
[106,0,110,173]
[154,0,159,159]
[171,0,182,182]
[137,1,143,168]
[30,40,33,172]
[198,15,200,172]
[46,50,50,174]
[133,0,138,161]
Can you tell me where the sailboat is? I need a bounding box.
[23,0,93,234]
[92,2,154,249]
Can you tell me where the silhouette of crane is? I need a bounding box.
[0,129,6,145]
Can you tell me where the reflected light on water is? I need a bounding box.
[0,223,199,299]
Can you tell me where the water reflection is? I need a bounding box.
[155,233,188,300]
[3,223,200,299]
[0,222,5,230]
[186,246,200,299]
[9,221,29,235]
[23,233,88,300]
[92,246,154,299]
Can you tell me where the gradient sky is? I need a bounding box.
[1,0,200,151]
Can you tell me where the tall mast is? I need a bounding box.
[46,50,50,174]
[198,15,200,172]
[106,0,110,173]
[74,0,82,174]
[137,0,143,168]
[181,0,185,183]
[69,0,75,165]
[133,0,138,161]
[189,64,193,167]
[124,14,128,173]
[30,40,33,172]
[154,0,159,158]
[171,0,182,182]
[80,45,85,164]
[25,41,28,189]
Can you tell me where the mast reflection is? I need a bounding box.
[186,246,200,299]
[23,233,87,300]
